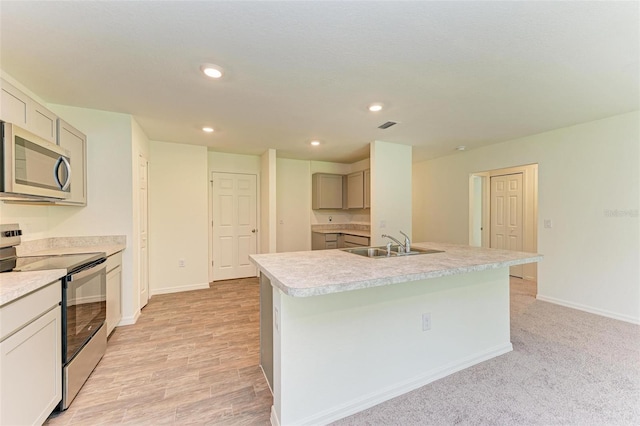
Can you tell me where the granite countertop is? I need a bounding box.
[250,242,543,297]
[0,270,65,307]
[1,236,126,307]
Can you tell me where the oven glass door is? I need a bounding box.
[64,261,106,363]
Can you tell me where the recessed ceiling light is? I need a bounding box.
[310,140,321,146]
[456,145,466,151]
[203,127,214,133]
[200,64,223,79]
[368,103,383,112]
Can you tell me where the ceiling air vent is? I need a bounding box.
[378,121,397,129]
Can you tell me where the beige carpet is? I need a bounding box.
[332,279,640,425]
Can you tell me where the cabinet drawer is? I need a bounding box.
[325,241,338,249]
[344,234,369,246]
[0,281,61,342]
[106,251,123,273]
[324,233,338,242]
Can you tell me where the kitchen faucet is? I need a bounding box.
[382,232,411,255]
[399,230,411,253]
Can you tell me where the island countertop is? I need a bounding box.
[250,242,542,297]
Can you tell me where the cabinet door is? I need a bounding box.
[347,171,364,209]
[364,169,370,209]
[0,79,57,144]
[0,79,29,127]
[0,306,62,426]
[31,103,58,144]
[312,174,343,209]
[57,119,87,205]
[106,264,122,336]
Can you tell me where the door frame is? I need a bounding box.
[208,171,260,282]
[469,164,538,281]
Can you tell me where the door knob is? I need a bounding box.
[252,229,257,233]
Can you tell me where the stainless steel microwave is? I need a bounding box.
[1,122,71,199]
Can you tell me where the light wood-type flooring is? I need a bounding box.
[45,277,272,425]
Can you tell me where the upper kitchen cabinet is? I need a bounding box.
[0,78,57,144]
[312,173,343,209]
[57,119,87,205]
[347,171,364,209]
[364,169,370,209]
[347,170,370,209]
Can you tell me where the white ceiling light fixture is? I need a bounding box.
[368,103,383,112]
[202,127,214,133]
[200,63,224,79]
[310,140,321,146]
[456,145,466,151]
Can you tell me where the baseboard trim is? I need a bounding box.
[118,310,140,326]
[295,343,513,425]
[150,282,210,296]
[536,294,640,325]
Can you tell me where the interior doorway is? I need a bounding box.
[210,172,258,281]
[469,164,538,281]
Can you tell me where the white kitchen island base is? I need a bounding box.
[269,267,511,425]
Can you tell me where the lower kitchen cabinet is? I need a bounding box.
[312,232,339,250]
[0,281,62,426]
[106,251,123,336]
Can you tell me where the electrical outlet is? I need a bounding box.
[380,220,387,229]
[178,259,185,267]
[274,307,280,332]
[544,219,553,229]
[422,313,431,331]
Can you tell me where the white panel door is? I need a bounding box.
[212,173,257,281]
[490,173,524,278]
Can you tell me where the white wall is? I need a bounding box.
[149,140,209,294]
[413,111,640,324]
[208,151,261,174]
[276,158,311,252]
[370,140,412,246]
[261,149,277,253]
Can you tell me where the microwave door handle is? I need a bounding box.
[54,156,72,191]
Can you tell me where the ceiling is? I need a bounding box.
[1,1,638,163]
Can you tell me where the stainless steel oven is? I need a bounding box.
[61,257,107,410]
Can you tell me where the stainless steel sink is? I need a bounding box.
[342,245,444,258]
[341,247,397,258]
[386,245,444,256]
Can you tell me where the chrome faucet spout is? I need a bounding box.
[382,234,405,253]
[399,230,411,253]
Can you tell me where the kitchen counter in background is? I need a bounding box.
[311,223,370,238]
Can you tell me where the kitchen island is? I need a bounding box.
[250,242,542,426]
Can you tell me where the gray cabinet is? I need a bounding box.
[106,252,123,336]
[0,281,62,426]
[364,169,370,209]
[0,78,58,144]
[346,170,370,209]
[57,119,88,206]
[312,173,343,209]
[347,171,364,209]
[312,232,339,250]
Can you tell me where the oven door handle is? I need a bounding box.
[69,261,106,282]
